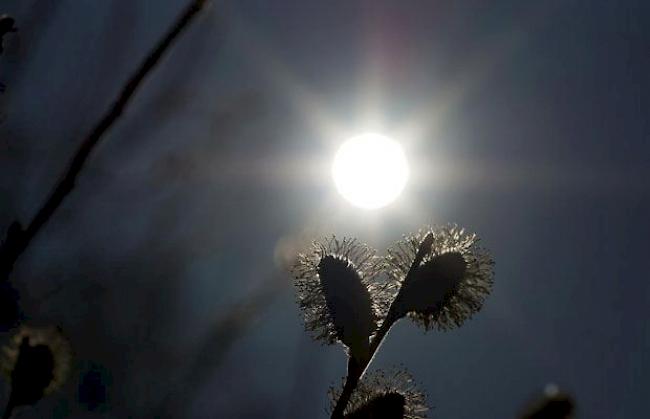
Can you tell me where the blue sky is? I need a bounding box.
[0,1,648,417]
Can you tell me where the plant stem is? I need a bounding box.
[330,313,396,418]
[330,232,434,418]
[2,398,14,419]
[0,0,209,282]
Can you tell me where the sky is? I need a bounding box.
[0,0,649,418]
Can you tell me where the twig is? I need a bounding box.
[2,398,14,419]
[0,0,208,281]
[330,234,434,418]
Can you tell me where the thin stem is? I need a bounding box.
[2,398,14,419]
[0,0,208,281]
[330,313,396,418]
[331,357,362,419]
[331,233,434,418]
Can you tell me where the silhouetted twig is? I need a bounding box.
[0,0,208,282]
[290,226,494,418]
[329,235,433,418]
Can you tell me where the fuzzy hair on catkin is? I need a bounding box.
[1,325,72,396]
[291,236,393,353]
[385,224,495,331]
[329,368,428,419]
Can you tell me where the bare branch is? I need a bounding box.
[0,0,209,281]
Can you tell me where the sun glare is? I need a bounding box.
[332,133,409,209]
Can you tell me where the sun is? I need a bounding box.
[332,133,409,209]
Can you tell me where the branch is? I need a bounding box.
[330,233,434,418]
[0,0,209,281]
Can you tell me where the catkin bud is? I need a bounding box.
[385,225,494,331]
[291,236,387,361]
[0,15,16,55]
[519,385,575,419]
[330,368,428,419]
[1,326,71,411]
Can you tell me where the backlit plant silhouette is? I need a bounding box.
[0,1,208,417]
[518,386,576,419]
[290,225,495,418]
[0,326,71,419]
